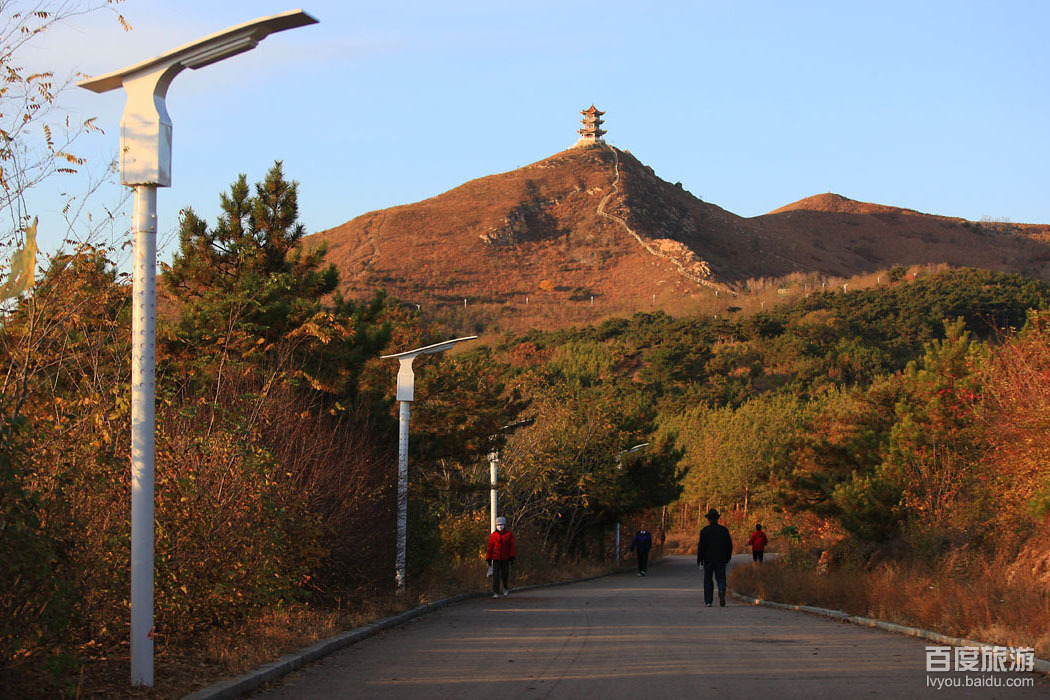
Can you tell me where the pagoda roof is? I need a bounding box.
[580,104,605,116]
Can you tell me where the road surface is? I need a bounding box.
[253,555,1047,699]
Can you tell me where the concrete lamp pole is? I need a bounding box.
[76,10,318,688]
[614,442,649,566]
[381,336,478,592]
[487,417,535,534]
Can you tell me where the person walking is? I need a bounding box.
[697,508,733,607]
[630,525,653,576]
[486,516,516,598]
[747,523,768,563]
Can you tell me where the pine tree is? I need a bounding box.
[165,162,337,338]
[161,162,388,402]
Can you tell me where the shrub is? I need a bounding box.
[0,419,74,674]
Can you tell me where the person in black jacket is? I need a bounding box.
[630,526,653,576]
[697,508,733,607]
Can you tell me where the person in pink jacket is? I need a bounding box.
[486,517,516,598]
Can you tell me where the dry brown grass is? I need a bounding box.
[12,605,367,700]
[730,552,1050,658]
[663,530,699,555]
[196,606,343,677]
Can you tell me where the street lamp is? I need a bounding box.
[486,417,535,533]
[77,10,318,688]
[381,336,477,592]
[614,442,649,566]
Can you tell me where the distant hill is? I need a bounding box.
[756,193,1050,280]
[308,144,1050,333]
[767,192,939,217]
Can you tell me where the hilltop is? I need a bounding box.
[756,192,1050,280]
[308,144,1050,332]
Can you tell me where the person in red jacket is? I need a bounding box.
[747,523,768,563]
[486,516,516,598]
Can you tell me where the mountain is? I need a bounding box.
[756,193,1050,279]
[308,144,1050,332]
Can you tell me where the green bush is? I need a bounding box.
[0,419,74,675]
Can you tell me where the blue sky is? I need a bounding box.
[28,0,1050,261]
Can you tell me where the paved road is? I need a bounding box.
[254,555,1048,699]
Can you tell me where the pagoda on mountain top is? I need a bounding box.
[573,105,607,147]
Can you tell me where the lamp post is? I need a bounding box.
[488,450,498,532]
[77,10,318,687]
[614,442,649,566]
[486,417,535,533]
[381,336,477,592]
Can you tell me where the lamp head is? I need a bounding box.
[77,10,318,186]
[380,336,479,401]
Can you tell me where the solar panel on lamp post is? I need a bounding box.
[615,442,649,566]
[76,10,318,688]
[381,336,478,592]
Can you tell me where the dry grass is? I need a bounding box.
[730,552,1050,658]
[663,530,699,555]
[47,606,350,700]
[196,606,344,677]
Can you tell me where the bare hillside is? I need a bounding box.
[307,145,1050,332]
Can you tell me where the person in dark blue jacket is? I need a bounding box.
[697,508,733,607]
[630,526,653,576]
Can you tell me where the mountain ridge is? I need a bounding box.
[307,144,1050,332]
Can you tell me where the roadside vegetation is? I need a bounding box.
[728,312,1050,658]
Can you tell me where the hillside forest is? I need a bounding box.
[4,158,1050,694]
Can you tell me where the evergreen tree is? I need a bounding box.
[165,161,337,340]
[161,162,389,402]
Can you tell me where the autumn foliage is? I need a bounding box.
[1,162,685,697]
[0,160,399,694]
